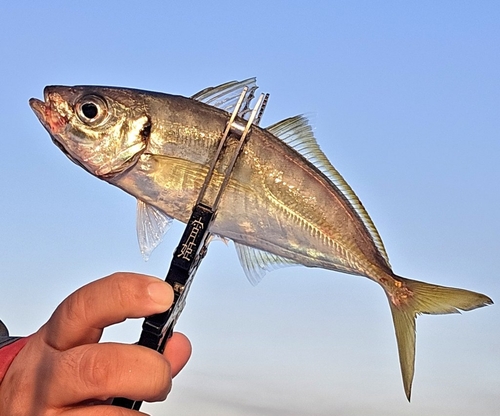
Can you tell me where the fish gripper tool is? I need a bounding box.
[112,87,269,410]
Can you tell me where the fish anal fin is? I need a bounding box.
[388,275,493,401]
[136,200,173,260]
[234,243,298,286]
[210,234,230,245]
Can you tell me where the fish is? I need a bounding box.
[29,78,492,400]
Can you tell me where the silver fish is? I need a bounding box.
[30,78,492,400]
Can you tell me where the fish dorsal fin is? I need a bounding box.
[136,200,173,260]
[266,115,391,268]
[235,242,298,286]
[192,78,258,119]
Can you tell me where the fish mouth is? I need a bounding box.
[29,93,82,168]
[29,89,68,133]
[29,97,47,126]
[29,87,51,124]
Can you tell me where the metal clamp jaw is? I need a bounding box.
[112,87,269,410]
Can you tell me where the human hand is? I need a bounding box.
[0,272,192,415]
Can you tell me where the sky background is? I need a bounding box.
[1,1,499,415]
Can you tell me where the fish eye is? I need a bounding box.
[75,95,109,126]
[81,102,98,119]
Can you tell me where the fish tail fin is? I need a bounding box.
[387,275,492,401]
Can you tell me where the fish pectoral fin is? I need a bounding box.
[388,276,493,401]
[136,200,173,260]
[234,243,298,286]
[191,78,258,119]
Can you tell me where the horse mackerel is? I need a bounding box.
[29,79,493,400]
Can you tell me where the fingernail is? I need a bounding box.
[147,281,173,306]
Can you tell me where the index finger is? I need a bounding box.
[42,272,174,351]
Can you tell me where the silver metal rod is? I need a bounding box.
[212,93,266,210]
[195,87,248,206]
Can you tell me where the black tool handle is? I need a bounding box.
[112,204,214,410]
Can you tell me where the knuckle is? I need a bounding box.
[108,272,147,310]
[62,344,173,403]
[75,346,117,396]
[63,289,89,325]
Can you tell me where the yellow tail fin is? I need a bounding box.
[388,276,492,401]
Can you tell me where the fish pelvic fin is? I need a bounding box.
[387,276,493,401]
[136,200,173,260]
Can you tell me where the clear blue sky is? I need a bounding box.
[1,1,499,415]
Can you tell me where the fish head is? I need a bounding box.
[29,86,151,178]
